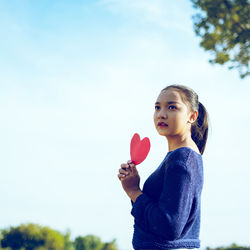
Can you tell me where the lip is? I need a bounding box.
[157,122,168,127]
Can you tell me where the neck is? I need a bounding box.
[166,132,194,152]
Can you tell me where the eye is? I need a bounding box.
[169,105,177,110]
[155,105,160,110]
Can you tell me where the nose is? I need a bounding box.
[157,109,167,119]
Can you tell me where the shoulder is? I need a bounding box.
[167,147,193,164]
[166,147,202,170]
[162,148,204,192]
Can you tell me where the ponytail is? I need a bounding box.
[191,102,208,155]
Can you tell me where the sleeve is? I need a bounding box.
[131,162,193,240]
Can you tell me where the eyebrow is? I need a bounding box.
[155,101,180,105]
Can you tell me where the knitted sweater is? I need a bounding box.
[131,147,204,249]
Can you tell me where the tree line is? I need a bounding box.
[0,223,117,250]
[1,223,250,250]
[206,243,250,250]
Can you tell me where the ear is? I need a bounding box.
[188,110,198,124]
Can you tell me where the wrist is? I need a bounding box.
[128,189,142,202]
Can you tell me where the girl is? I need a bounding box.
[118,85,208,250]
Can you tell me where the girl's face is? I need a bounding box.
[153,88,196,138]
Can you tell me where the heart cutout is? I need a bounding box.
[130,133,151,165]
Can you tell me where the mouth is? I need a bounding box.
[157,122,168,127]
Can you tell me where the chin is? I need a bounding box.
[157,131,168,136]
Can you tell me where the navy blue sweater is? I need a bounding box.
[131,147,204,249]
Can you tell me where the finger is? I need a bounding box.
[131,164,138,173]
[119,168,130,175]
[127,160,136,167]
[128,162,136,171]
[118,173,126,180]
[121,163,129,170]
[129,162,135,168]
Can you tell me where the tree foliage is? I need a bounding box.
[206,243,250,250]
[63,229,74,250]
[191,0,250,78]
[74,235,103,250]
[74,235,118,250]
[0,224,64,250]
[0,223,118,250]
[102,240,119,250]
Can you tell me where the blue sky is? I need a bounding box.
[1,0,250,249]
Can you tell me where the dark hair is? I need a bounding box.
[162,84,209,155]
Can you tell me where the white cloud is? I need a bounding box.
[99,0,194,32]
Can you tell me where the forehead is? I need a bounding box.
[156,89,185,103]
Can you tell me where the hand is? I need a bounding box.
[118,160,143,202]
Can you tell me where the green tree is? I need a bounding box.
[102,239,118,250]
[40,226,64,249]
[1,224,44,250]
[74,235,103,250]
[74,235,118,250]
[63,229,74,250]
[191,0,250,78]
[0,223,118,250]
[1,223,64,250]
[206,242,250,249]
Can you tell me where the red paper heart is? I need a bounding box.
[130,133,151,165]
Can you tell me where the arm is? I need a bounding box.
[131,162,193,240]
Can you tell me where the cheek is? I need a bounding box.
[170,112,186,123]
[153,112,157,121]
